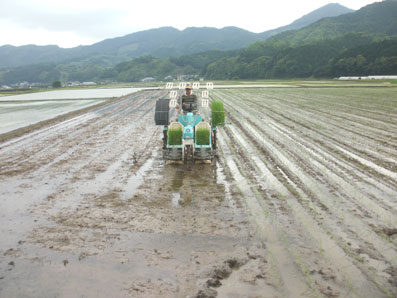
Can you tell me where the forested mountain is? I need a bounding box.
[271,0,397,45]
[0,26,262,70]
[202,1,397,79]
[112,1,397,81]
[0,3,353,70]
[259,3,353,39]
[0,27,261,69]
[204,34,397,79]
[1,1,396,84]
[111,1,397,81]
[89,27,259,58]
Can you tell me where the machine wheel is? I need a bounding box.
[184,145,193,170]
[162,130,167,149]
[212,130,217,150]
[155,98,170,125]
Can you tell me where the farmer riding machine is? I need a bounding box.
[154,82,224,165]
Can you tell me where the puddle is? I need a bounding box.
[171,167,184,191]
[122,152,156,200]
[0,100,101,135]
[0,228,251,298]
[215,160,236,205]
[172,193,182,207]
[0,179,55,251]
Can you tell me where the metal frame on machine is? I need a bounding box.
[160,81,216,165]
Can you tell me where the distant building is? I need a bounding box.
[30,82,47,88]
[1,85,11,89]
[81,81,97,86]
[177,74,198,81]
[367,75,397,79]
[338,75,397,80]
[141,77,155,82]
[164,75,174,81]
[66,81,81,87]
[18,82,30,88]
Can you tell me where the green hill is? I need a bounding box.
[0,27,262,69]
[271,0,397,44]
[259,3,354,39]
[203,1,397,80]
[2,1,396,84]
[0,3,354,70]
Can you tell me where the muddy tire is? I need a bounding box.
[184,145,193,170]
[155,98,170,125]
[212,130,217,150]
[162,130,167,149]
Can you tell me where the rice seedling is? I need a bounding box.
[168,127,182,145]
[196,127,210,145]
[211,100,225,126]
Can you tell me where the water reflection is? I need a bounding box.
[0,88,146,101]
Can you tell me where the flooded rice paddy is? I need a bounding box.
[0,100,103,134]
[0,88,148,135]
[0,87,396,297]
[0,87,144,101]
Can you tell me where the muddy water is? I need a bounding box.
[0,100,102,134]
[0,87,144,101]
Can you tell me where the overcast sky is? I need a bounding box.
[0,0,380,48]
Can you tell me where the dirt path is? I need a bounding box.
[0,88,396,297]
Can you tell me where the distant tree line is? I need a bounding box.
[204,33,397,79]
[0,63,61,85]
[1,33,396,85]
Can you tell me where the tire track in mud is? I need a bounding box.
[213,88,397,297]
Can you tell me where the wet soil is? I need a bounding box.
[0,88,396,297]
[0,90,267,298]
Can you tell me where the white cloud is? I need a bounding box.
[0,20,98,47]
[0,0,381,47]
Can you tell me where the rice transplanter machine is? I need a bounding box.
[154,82,224,165]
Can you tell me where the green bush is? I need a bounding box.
[196,127,210,145]
[52,80,62,88]
[168,127,182,145]
[211,101,225,126]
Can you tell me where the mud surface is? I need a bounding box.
[0,88,396,297]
